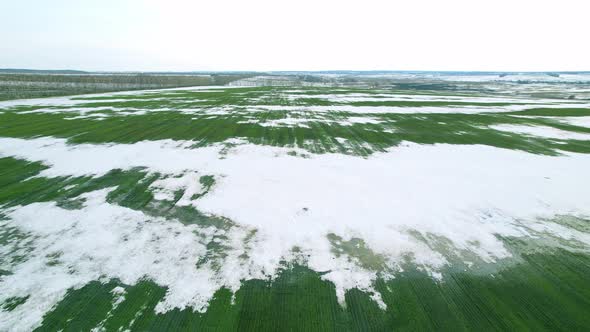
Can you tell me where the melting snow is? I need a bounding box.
[490,124,590,140]
[1,136,590,330]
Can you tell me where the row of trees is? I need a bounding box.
[0,73,254,101]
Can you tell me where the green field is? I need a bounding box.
[1,79,590,331]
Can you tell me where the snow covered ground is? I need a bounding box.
[1,85,590,330]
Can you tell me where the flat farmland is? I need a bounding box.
[1,80,590,331]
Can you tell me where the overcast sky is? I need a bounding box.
[1,0,589,72]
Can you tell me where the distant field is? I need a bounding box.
[1,78,590,331]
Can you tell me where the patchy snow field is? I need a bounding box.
[1,84,590,330]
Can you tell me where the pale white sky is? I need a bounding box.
[1,0,589,72]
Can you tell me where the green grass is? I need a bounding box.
[2,86,590,157]
[2,107,590,156]
[30,251,590,332]
[506,108,590,117]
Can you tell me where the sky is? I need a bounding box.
[1,0,589,72]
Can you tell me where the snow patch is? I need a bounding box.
[1,137,590,330]
[490,124,590,140]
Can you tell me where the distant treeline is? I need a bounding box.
[0,73,253,101]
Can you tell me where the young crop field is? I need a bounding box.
[1,78,590,331]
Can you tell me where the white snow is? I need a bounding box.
[1,136,590,330]
[257,118,312,128]
[490,124,590,140]
[557,116,590,129]
[0,189,220,331]
[342,116,382,125]
[149,171,204,205]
